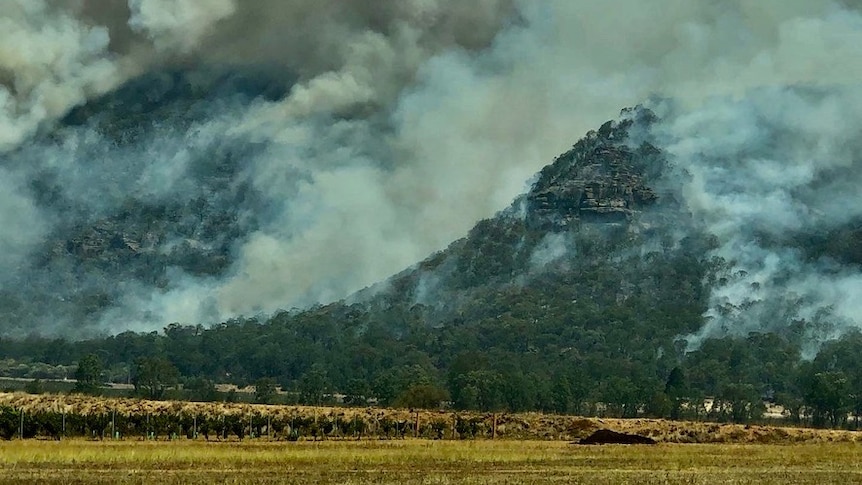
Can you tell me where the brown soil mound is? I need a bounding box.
[579,429,657,445]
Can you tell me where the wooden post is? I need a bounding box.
[111,410,116,440]
[451,414,457,440]
[193,415,197,440]
[267,415,271,440]
[19,409,24,440]
[414,412,419,438]
[492,413,497,440]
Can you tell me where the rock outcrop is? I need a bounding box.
[526,112,660,230]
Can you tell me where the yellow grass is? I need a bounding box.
[3,392,861,443]
[1,439,862,484]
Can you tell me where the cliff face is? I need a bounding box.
[526,112,660,230]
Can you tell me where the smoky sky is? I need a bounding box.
[2,0,862,340]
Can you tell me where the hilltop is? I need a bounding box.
[4,99,862,427]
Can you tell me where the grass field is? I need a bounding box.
[1,439,862,484]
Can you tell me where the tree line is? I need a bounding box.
[5,318,862,428]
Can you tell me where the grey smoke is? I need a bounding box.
[0,0,120,150]
[652,86,862,351]
[529,233,571,271]
[0,169,46,278]
[2,0,862,340]
[127,0,236,53]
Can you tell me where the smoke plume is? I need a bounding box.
[653,86,862,352]
[1,0,862,340]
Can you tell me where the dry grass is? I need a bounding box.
[3,391,861,443]
[2,439,862,484]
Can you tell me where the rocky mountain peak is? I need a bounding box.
[526,108,660,230]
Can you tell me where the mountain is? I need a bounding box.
[0,68,287,336]
[354,106,709,338]
[5,91,862,425]
[0,68,699,341]
[0,106,725,411]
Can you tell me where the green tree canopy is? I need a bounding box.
[253,377,278,404]
[73,353,103,394]
[133,357,180,400]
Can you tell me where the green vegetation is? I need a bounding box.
[73,354,103,395]
[4,286,862,427]
[132,357,180,400]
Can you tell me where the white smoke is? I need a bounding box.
[0,169,46,277]
[127,0,235,53]
[529,233,571,271]
[653,86,862,350]
[205,0,862,319]
[3,0,862,338]
[0,0,119,150]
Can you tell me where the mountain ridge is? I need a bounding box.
[4,105,862,425]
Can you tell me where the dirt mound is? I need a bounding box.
[578,429,657,445]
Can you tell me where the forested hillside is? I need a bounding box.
[5,107,862,428]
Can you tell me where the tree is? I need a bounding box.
[645,390,672,418]
[299,364,329,405]
[343,378,371,406]
[775,391,805,424]
[185,377,217,402]
[73,354,103,394]
[24,378,44,395]
[551,365,589,415]
[133,357,180,400]
[804,371,849,428]
[369,370,399,407]
[451,371,504,411]
[664,367,689,420]
[254,377,278,404]
[718,383,764,423]
[813,332,862,428]
[393,384,449,409]
[599,376,643,418]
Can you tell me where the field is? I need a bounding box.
[2,439,862,484]
[3,392,860,443]
[4,392,862,484]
